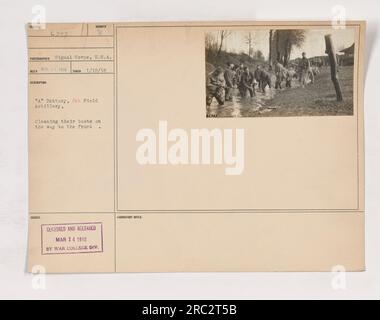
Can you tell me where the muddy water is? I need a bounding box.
[207,80,301,118]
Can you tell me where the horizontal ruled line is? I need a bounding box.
[29,73,114,75]
[29,60,114,62]
[28,47,114,49]
[28,35,113,38]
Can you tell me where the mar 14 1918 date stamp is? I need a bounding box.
[41,222,103,255]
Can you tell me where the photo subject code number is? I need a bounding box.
[186,304,237,316]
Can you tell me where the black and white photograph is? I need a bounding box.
[205,28,355,117]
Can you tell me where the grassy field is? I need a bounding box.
[207,65,354,118]
[261,65,354,117]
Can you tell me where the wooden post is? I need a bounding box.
[325,34,343,101]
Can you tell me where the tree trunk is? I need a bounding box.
[283,50,288,67]
[276,31,281,62]
[283,41,291,67]
[217,31,224,56]
[269,30,273,67]
[325,34,343,101]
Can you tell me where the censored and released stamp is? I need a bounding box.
[41,222,103,255]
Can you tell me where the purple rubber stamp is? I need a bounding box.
[41,222,103,255]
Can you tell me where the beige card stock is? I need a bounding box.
[28,21,365,273]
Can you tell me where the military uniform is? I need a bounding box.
[286,69,296,88]
[206,70,226,106]
[299,57,311,87]
[254,68,261,86]
[234,67,243,86]
[254,69,271,92]
[239,70,255,98]
[224,68,235,101]
[274,62,287,89]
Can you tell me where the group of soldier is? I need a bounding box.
[206,62,272,107]
[206,52,315,107]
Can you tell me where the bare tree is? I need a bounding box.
[217,30,232,56]
[245,32,254,57]
[205,33,218,52]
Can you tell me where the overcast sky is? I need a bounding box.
[213,28,355,60]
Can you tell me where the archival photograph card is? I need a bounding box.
[28,21,365,273]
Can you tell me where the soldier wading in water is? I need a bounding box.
[224,62,235,102]
[239,66,255,98]
[206,67,226,107]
